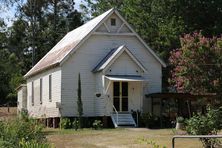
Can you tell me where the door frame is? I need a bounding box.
[113,81,128,112]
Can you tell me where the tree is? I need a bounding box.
[77,73,83,128]
[169,32,222,95]
[82,0,184,60]
[0,20,23,105]
[0,0,83,104]
[82,0,222,91]
[19,0,83,65]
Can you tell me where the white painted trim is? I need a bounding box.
[114,10,166,67]
[105,76,145,82]
[101,45,124,71]
[93,32,135,36]
[60,8,166,67]
[103,45,147,73]
[60,8,115,65]
[124,49,147,72]
[105,80,111,94]
[103,22,111,32]
[117,23,125,33]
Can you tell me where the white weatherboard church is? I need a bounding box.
[17,8,166,127]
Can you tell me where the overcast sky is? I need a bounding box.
[1,0,85,27]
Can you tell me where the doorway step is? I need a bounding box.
[111,112,136,128]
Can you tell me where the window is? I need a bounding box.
[31,81,34,106]
[49,75,52,102]
[111,18,116,26]
[40,78,42,104]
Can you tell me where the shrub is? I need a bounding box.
[0,138,14,148]
[0,115,46,148]
[73,119,79,131]
[176,116,184,123]
[92,120,103,130]
[186,107,222,148]
[141,113,155,128]
[60,118,72,129]
[19,138,54,148]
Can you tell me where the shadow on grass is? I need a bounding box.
[43,128,60,136]
[44,127,122,136]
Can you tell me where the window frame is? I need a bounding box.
[40,78,43,104]
[111,18,116,26]
[31,81,34,106]
[49,75,52,102]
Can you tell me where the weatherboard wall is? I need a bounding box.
[26,67,61,118]
[17,86,27,112]
[60,33,162,116]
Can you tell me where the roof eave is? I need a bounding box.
[59,8,115,66]
[114,10,166,68]
[24,63,60,79]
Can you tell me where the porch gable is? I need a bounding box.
[92,45,147,74]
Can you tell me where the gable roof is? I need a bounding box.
[92,45,147,73]
[24,8,114,78]
[24,8,166,78]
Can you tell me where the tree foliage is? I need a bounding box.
[0,0,83,105]
[0,20,24,104]
[82,0,222,91]
[169,32,222,94]
[1,0,222,104]
[82,0,185,59]
[0,113,47,147]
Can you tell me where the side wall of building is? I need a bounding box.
[26,67,61,118]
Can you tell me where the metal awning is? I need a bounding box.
[105,75,144,82]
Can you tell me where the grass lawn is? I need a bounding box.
[46,128,203,148]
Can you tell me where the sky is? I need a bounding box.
[0,0,85,27]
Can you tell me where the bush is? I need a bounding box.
[0,138,14,148]
[60,118,72,129]
[92,120,103,130]
[141,113,157,128]
[0,114,47,148]
[186,107,222,148]
[19,138,54,148]
[73,119,79,131]
[176,116,184,123]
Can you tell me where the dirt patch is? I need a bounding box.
[46,128,202,148]
[0,107,17,120]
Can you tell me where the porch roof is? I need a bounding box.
[105,75,144,82]
[92,45,147,73]
[145,93,218,100]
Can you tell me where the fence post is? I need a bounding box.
[172,137,175,148]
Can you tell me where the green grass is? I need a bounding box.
[46,128,203,148]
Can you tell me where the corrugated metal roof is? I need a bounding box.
[24,8,166,78]
[92,46,122,72]
[24,8,114,78]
